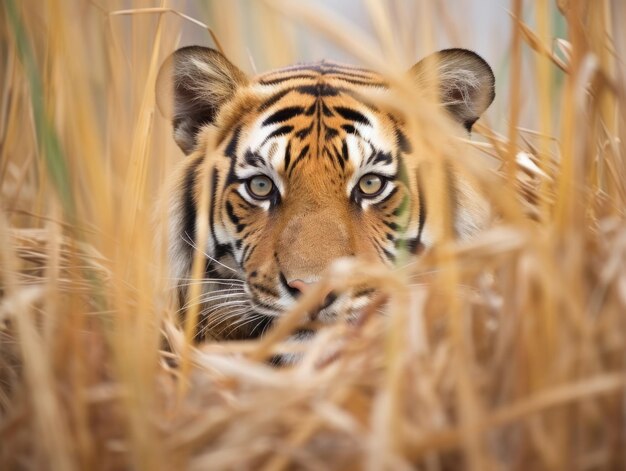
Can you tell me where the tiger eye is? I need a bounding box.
[358,174,384,196]
[248,175,274,198]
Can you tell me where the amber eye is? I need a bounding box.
[357,174,385,197]
[247,175,274,199]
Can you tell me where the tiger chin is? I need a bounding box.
[155,46,495,353]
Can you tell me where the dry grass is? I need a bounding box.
[1,1,625,469]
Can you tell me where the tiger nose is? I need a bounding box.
[287,279,311,294]
[287,279,337,309]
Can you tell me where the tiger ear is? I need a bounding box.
[156,46,248,154]
[410,48,495,132]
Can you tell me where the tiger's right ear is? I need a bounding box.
[410,49,495,132]
[156,46,248,154]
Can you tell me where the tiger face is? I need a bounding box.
[156,46,495,340]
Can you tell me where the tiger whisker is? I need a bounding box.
[182,231,238,274]
[227,312,271,337]
[181,298,248,315]
[200,300,249,314]
[179,296,247,314]
[194,291,247,304]
[229,311,262,329]
[249,300,281,317]
[202,307,253,335]
[217,310,260,337]
[248,314,272,337]
[202,299,248,316]
[187,301,250,329]
[197,311,249,338]
[197,305,250,330]
[175,280,245,289]
[260,314,274,337]
[171,277,245,283]
[178,288,247,310]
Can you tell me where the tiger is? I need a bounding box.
[155,46,495,342]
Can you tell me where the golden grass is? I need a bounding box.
[1,0,625,469]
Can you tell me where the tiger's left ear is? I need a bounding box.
[410,48,495,132]
[156,46,249,154]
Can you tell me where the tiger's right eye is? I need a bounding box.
[357,174,385,197]
[247,175,274,199]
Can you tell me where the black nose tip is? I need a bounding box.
[286,283,303,298]
[280,272,303,298]
[279,273,338,309]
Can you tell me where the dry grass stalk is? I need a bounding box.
[1,0,625,470]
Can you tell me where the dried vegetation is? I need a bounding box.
[1,1,625,469]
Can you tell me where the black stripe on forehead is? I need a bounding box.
[257,89,291,112]
[262,125,294,145]
[325,127,339,141]
[256,82,386,121]
[341,124,360,137]
[295,84,340,97]
[262,106,305,126]
[334,106,371,126]
[294,123,312,139]
[366,150,393,165]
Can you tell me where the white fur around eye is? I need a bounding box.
[233,129,286,196]
[343,131,397,198]
[237,185,271,210]
[359,181,395,209]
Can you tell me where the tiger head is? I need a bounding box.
[156,46,495,339]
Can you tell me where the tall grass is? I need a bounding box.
[1,1,625,469]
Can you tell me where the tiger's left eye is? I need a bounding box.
[247,175,274,199]
[357,174,385,197]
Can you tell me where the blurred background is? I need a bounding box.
[1,1,625,469]
[120,0,566,131]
